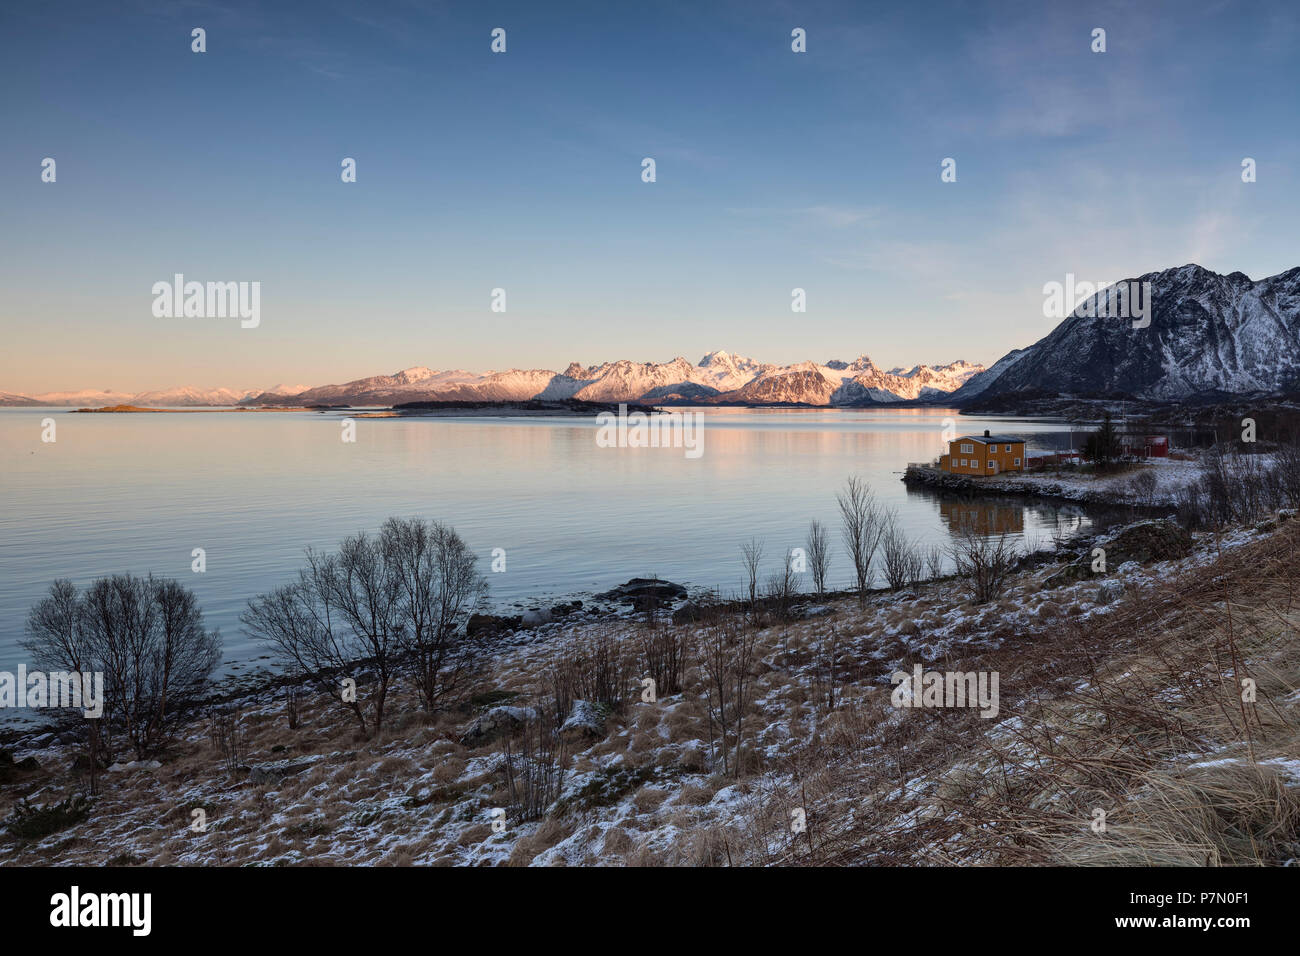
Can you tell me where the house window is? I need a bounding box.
[960,443,973,454]
[959,459,966,467]
[987,460,995,469]
[1014,457,1021,466]
[1005,444,1013,452]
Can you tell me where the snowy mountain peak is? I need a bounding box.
[264,383,310,396]
[955,264,1300,403]
[394,366,438,383]
[262,350,985,407]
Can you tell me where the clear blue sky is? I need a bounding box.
[2,0,1297,393]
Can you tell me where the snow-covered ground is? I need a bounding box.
[994,457,1206,506]
[3,514,1297,866]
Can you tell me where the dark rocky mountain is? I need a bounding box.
[955,264,1300,405]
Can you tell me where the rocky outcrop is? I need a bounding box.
[559,700,608,744]
[1045,519,1193,585]
[0,749,41,785]
[598,578,687,610]
[459,705,536,747]
[246,754,326,785]
[466,613,522,637]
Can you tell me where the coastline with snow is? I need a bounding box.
[4,511,1296,866]
[903,457,1205,509]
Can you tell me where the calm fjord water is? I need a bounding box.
[0,406,1091,671]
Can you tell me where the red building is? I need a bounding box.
[1120,435,1169,458]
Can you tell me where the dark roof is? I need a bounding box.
[954,435,1024,444]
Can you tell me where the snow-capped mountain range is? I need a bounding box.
[239,353,985,407]
[955,264,1300,403]
[0,384,310,407]
[14,264,1293,408]
[2,355,982,408]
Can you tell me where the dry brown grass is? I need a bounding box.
[774,521,1300,866]
[6,521,1297,868]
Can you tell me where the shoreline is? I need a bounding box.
[3,513,1294,866]
[67,405,342,414]
[902,461,1197,510]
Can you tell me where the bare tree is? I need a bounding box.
[146,579,224,748]
[382,517,487,715]
[243,561,366,733]
[907,541,928,590]
[949,530,1020,604]
[546,628,631,723]
[740,537,764,621]
[837,476,887,605]
[765,550,800,622]
[207,704,246,773]
[85,574,220,760]
[1128,468,1158,508]
[639,574,666,627]
[327,531,404,733]
[23,580,101,791]
[880,514,923,591]
[699,619,759,777]
[806,519,831,594]
[700,624,732,775]
[244,550,379,736]
[246,519,486,736]
[730,623,759,778]
[502,711,567,823]
[925,544,945,581]
[1275,437,1300,508]
[810,625,842,712]
[27,575,221,764]
[22,579,83,674]
[639,627,691,698]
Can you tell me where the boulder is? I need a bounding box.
[672,601,711,625]
[0,750,41,784]
[466,613,522,638]
[1046,519,1192,586]
[246,754,324,785]
[559,700,608,744]
[1094,580,1125,604]
[459,705,536,747]
[1257,509,1298,532]
[1101,518,1193,563]
[598,578,687,608]
[105,759,162,773]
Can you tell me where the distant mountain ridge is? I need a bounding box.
[2,353,982,408]
[0,383,310,408]
[239,352,985,408]
[955,264,1300,405]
